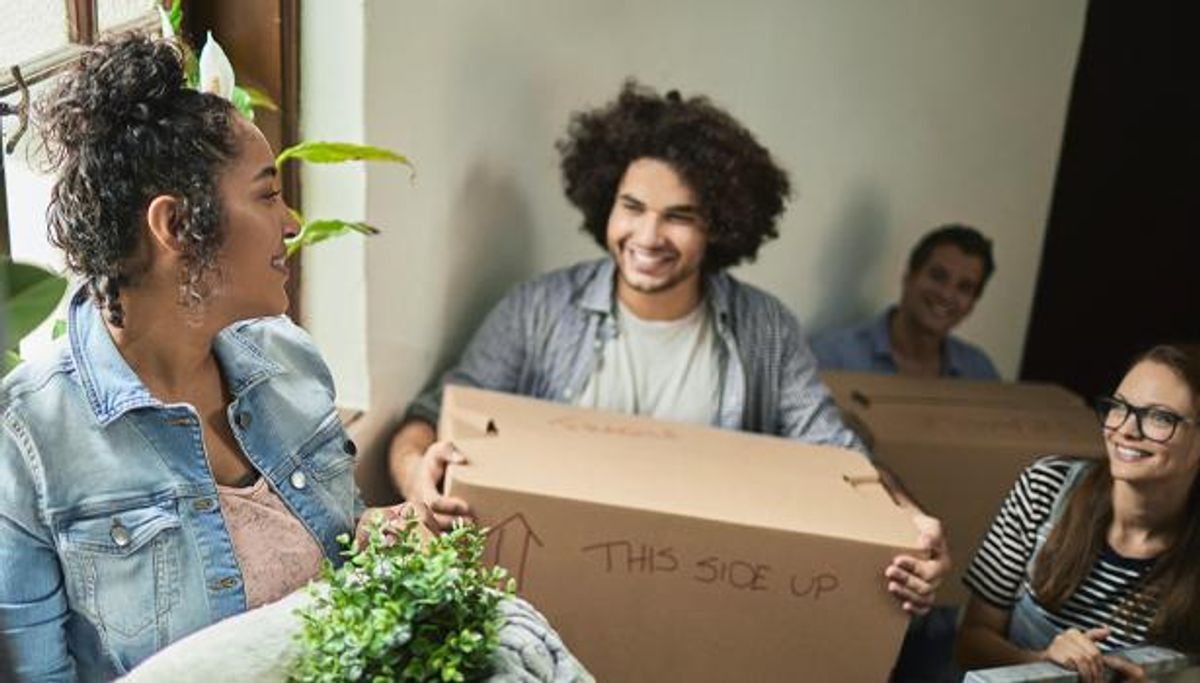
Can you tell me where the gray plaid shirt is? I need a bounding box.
[406,258,866,455]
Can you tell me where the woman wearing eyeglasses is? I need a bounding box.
[954,345,1200,682]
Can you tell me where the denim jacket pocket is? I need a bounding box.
[57,500,183,640]
[292,411,357,527]
[297,411,355,482]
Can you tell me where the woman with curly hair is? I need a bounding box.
[0,33,361,681]
[956,345,1200,682]
[383,81,950,620]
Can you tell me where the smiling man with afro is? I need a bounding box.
[375,80,952,627]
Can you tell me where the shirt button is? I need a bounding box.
[110,522,131,548]
[290,470,308,490]
[193,498,215,512]
[343,439,357,456]
[235,411,253,429]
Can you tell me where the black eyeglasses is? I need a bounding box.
[1094,396,1196,444]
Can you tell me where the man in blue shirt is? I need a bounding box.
[811,224,999,379]
[368,81,951,619]
[810,224,997,681]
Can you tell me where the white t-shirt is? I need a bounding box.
[575,300,723,425]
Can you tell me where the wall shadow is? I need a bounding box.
[806,185,890,336]
[432,160,537,379]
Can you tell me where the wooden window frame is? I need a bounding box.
[1,1,164,257]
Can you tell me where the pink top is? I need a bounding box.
[217,477,325,609]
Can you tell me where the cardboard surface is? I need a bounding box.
[442,386,921,683]
[820,370,1087,412]
[820,372,1105,605]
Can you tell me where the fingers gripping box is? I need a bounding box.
[820,371,1105,606]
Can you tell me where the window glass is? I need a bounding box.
[0,0,70,68]
[98,0,157,31]
[3,80,71,359]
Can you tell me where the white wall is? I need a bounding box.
[299,0,370,409]
[301,0,1087,419]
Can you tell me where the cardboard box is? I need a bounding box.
[820,372,1105,605]
[441,386,922,683]
[820,371,1088,412]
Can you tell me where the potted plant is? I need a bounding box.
[291,517,512,682]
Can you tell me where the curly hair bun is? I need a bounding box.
[37,33,239,327]
[39,34,187,154]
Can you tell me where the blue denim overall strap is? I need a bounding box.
[1006,459,1095,651]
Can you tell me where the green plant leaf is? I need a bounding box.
[286,220,380,257]
[231,86,255,121]
[289,519,509,682]
[275,141,412,172]
[51,319,67,340]
[168,0,183,36]
[4,349,21,374]
[240,84,279,112]
[183,43,200,88]
[3,259,68,350]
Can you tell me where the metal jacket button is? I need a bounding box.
[235,412,252,429]
[343,439,357,456]
[193,498,214,512]
[110,521,131,548]
[290,470,307,490]
[210,576,240,590]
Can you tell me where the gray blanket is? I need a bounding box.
[120,590,592,682]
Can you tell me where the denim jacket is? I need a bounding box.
[0,289,360,682]
[406,258,865,454]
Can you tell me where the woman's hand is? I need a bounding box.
[1102,654,1149,683]
[354,502,437,550]
[1038,627,1111,683]
[884,513,951,615]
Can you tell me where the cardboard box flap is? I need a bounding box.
[442,386,919,551]
[821,370,1087,410]
[851,402,1103,453]
[438,404,498,441]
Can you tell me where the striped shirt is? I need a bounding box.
[964,457,1158,649]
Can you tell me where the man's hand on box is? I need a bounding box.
[884,513,951,615]
[403,441,473,532]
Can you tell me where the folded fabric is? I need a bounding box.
[120,589,592,682]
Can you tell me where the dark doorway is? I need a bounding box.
[1020,0,1200,399]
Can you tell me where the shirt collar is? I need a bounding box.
[873,304,969,376]
[868,307,897,361]
[69,288,285,426]
[578,257,734,327]
[212,322,288,396]
[578,258,616,314]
